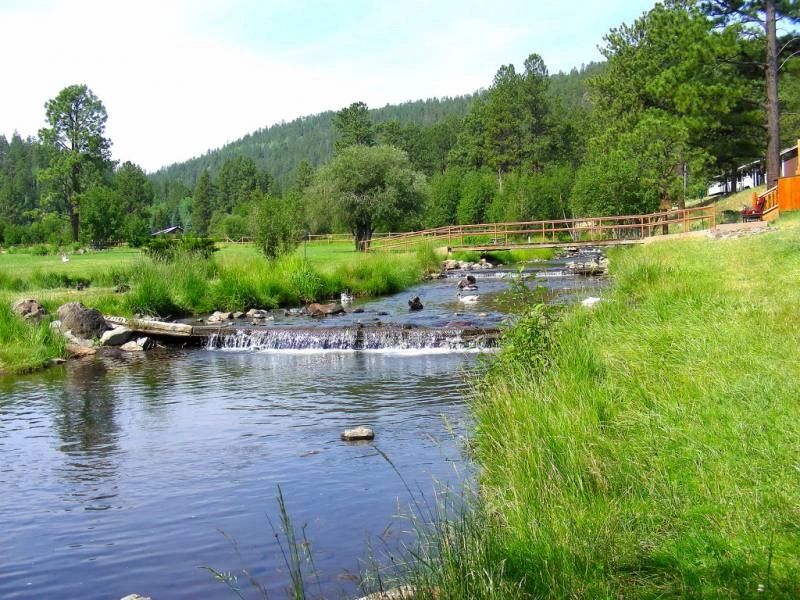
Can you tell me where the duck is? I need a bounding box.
[457,293,480,304]
[60,253,69,263]
[340,290,354,306]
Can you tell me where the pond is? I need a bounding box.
[0,252,604,599]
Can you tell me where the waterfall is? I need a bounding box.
[205,326,496,353]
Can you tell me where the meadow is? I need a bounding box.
[380,214,800,598]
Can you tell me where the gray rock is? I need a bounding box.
[306,303,345,317]
[207,311,234,323]
[232,311,245,319]
[442,259,459,271]
[57,302,108,339]
[11,298,48,321]
[120,341,143,352]
[246,308,270,319]
[341,426,375,441]
[120,595,151,600]
[100,326,132,347]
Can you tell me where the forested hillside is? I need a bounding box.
[149,95,479,191]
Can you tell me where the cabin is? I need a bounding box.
[708,143,799,196]
[151,225,184,237]
[741,140,800,221]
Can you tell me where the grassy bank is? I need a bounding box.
[392,216,800,597]
[0,241,444,373]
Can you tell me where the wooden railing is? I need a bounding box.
[362,206,716,252]
[756,185,779,221]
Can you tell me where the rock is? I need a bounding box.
[341,426,375,441]
[207,311,234,324]
[356,586,416,600]
[49,357,67,366]
[120,595,151,600]
[120,337,154,352]
[408,296,424,311]
[57,302,108,339]
[246,308,270,319]
[457,275,477,289]
[232,311,245,319]
[423,271,447,280]
[62,329,94,348]
[351,307,365,314]
[581,297,602,308]
[377,311,389,316]
[67,344,96,358]
[306,303,345,317]
[11,298,48,321]
[100,326,132,347]
[284,307,304,317]
[442,259,459,271]
[114,283,130,293]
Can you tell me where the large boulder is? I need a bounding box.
[57,302,107,339]
[11,298,48,321]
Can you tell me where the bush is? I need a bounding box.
[143,235,217,262]
[252,194,300,260]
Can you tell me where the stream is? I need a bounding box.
[0,251,604,599]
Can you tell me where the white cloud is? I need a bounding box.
[0,0,655,172]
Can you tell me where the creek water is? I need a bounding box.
[0,252,604,599]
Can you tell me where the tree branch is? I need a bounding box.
[779,36,800,55]
[779,49,800,71]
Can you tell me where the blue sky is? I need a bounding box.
[0,0,656,171]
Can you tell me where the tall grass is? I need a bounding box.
[0,304,65,374]
[431,216,800,597]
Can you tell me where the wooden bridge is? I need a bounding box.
[363,206,717,252]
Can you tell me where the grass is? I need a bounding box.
[0,239,444,371]
[0,303,65,375]
[388,214,800,598]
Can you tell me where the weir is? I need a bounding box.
[204,325,499,352]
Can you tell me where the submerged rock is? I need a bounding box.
[246,308,270,319]
[120,337,154,352]
[341,426,375,441]
[67,344,96,358]
[408,296,424,311]
[356,586,417,600]
[57,302,108,339]
[12,298,48,321]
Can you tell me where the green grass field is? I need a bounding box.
[384,214,800,598]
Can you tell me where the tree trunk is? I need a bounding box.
[730,168,738,194]
[354,224,372,252]
[765,0,781,188]
[70,211,79,243]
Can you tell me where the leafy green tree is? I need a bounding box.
[251,193,300,259]
[80,185,122,245]
[309,145,425,250]
[333,101,375,151]
[456,171,497,224]
[191,170,214,235]
[704,0,800,186]
[424,168,464,227]
[38,84,112,242]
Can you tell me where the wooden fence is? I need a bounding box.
[361,206,717,252]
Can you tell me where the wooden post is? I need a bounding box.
[797,139,800,176]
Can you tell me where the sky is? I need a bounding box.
[0,0,657,172]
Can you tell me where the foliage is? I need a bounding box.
[251,193,301,260]
[143,234,217,262]
[0,303,65,374]
[192,170,215,235]
[308,145,426,249]
[333,101,375,150]
[38,84,112,242]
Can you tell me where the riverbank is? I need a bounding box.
[0,242,555,374]
[395,215,800,597]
